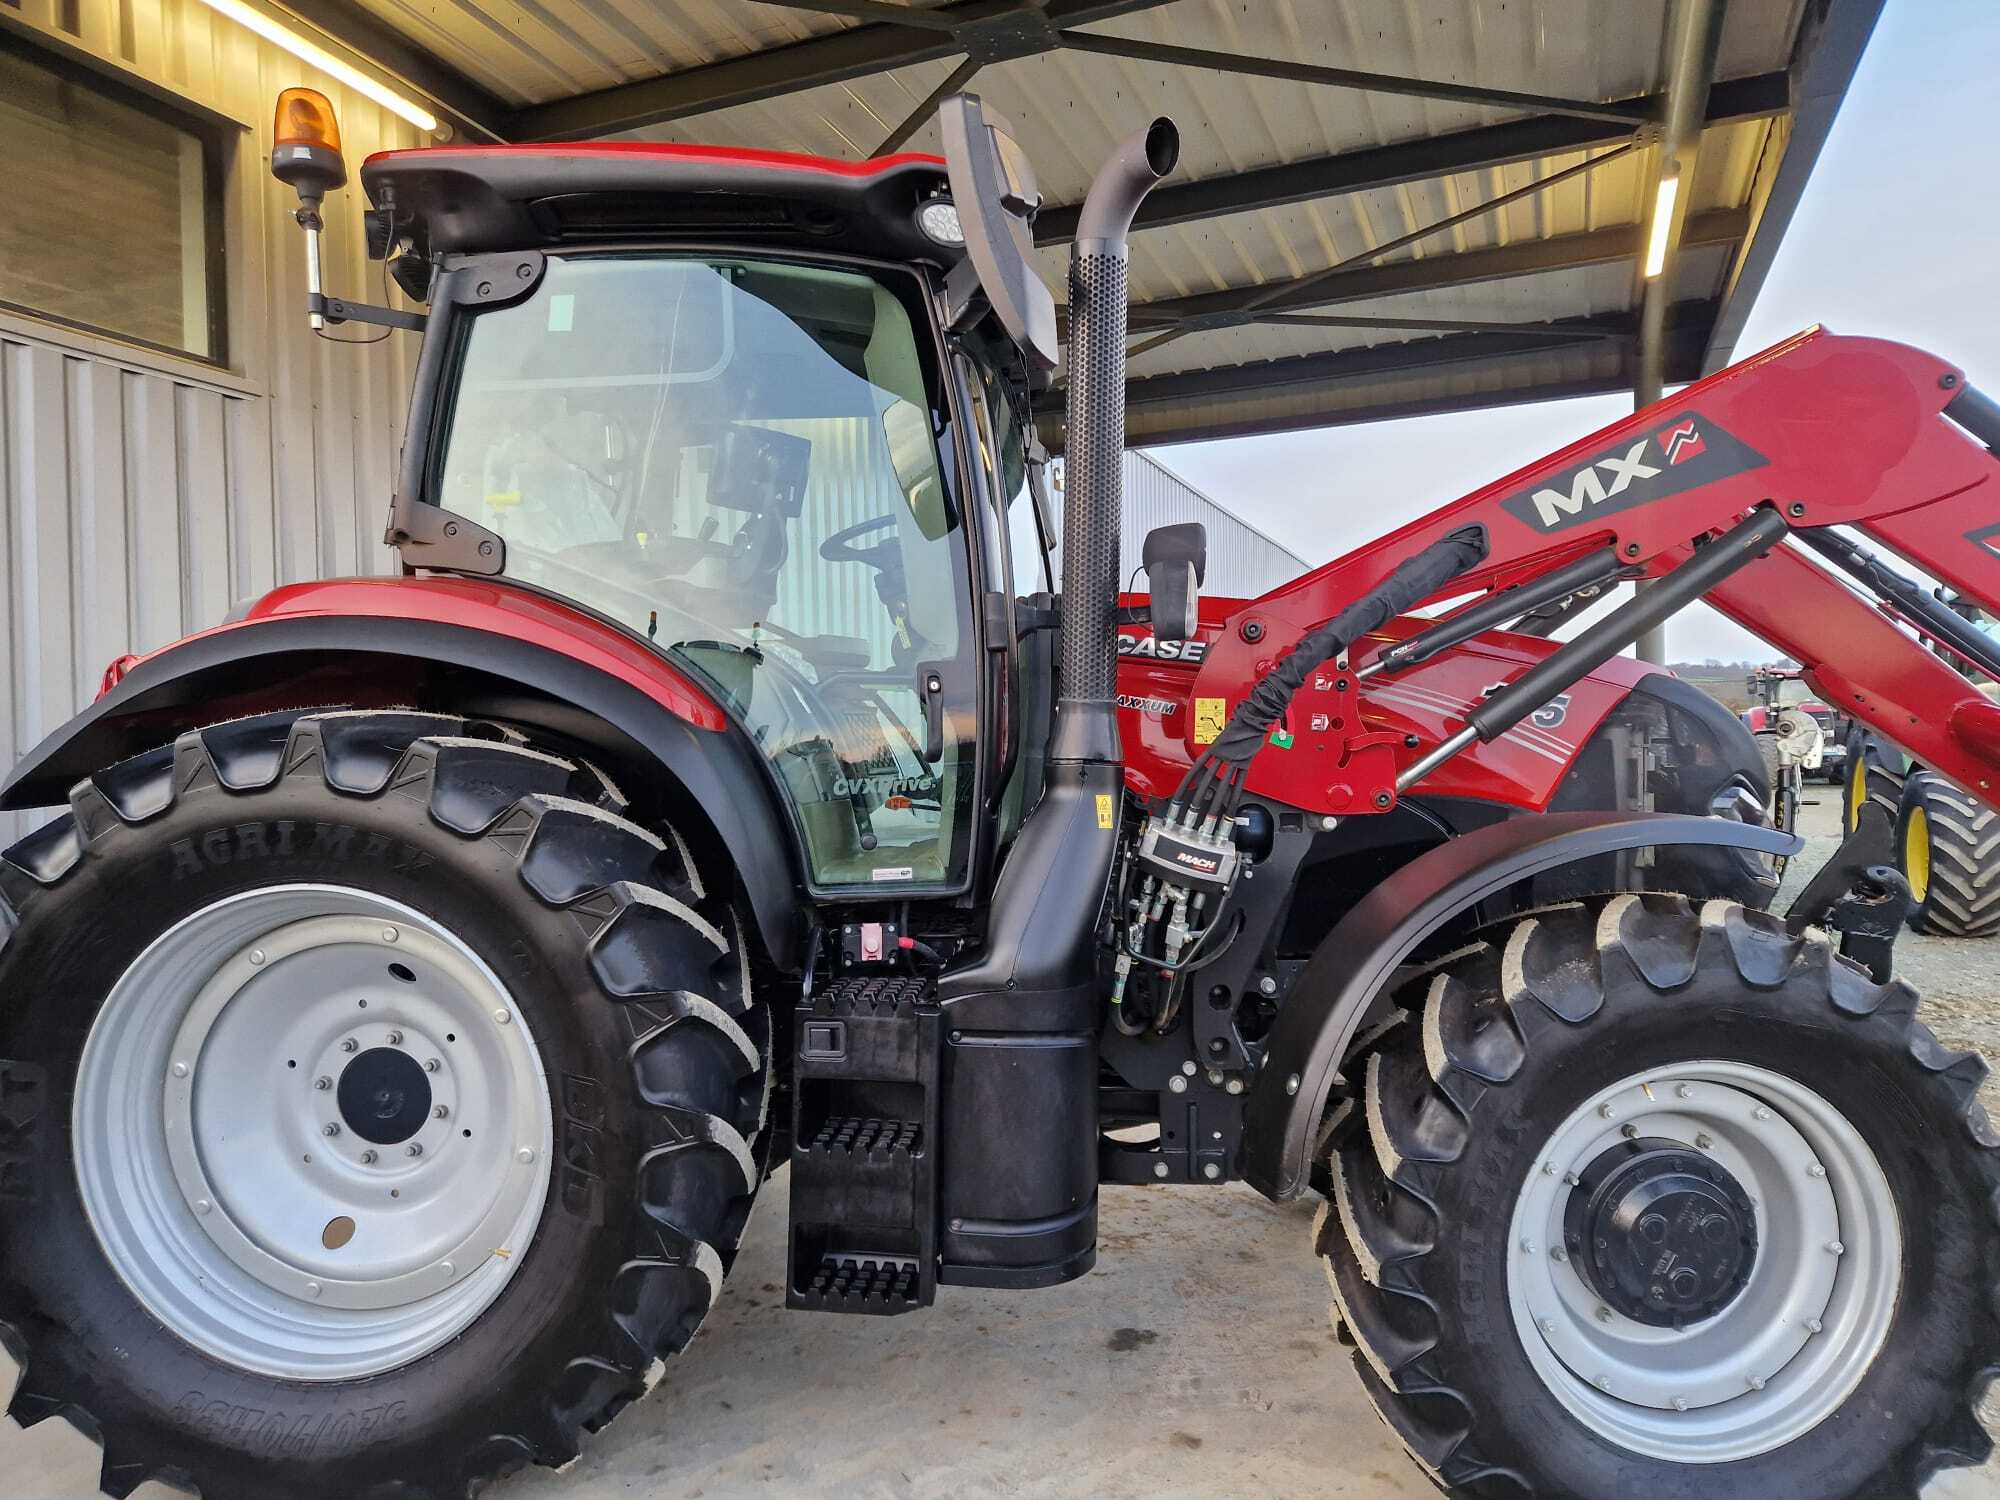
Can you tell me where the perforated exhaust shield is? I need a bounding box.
[1059,249,1128,714]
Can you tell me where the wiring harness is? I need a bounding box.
[1110,524,1490,1037]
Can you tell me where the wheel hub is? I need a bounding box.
[1506,1062,1902,1464]
[73,886,554,1381]
[1565,1139,1757,1329]
[338,1048,433,1145]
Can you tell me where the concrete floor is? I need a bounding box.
[6,796,1996,1499]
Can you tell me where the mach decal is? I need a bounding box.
[1501,413,1768,533]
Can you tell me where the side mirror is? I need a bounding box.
[939,94,1059,373]
[271,88,347,207]
[1143,522,1207,643]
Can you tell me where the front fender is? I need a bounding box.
[1,581,808,969]
[1240,810,1801,1202]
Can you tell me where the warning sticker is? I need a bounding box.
[1194,697,1227,745]
[1095,793,1115,830]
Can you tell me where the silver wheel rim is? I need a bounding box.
[1506,1061,1900,1462]
[75,885,553,1381]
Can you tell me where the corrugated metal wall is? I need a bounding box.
[1048,450,1309,600]
[0,0,430,842]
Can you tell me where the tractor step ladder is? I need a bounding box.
[787,973,940,1314]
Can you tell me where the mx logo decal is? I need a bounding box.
[1658,420,1706,466]
[1501,412,1769,533]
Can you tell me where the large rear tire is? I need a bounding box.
[1318,896,1998,1498]
[1897,771,2000,938]
[0,710,770,1500]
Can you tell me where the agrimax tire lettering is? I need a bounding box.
[169,822,435,878]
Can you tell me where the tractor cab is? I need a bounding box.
[334,105,1075,900]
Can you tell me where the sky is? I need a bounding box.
[1147,0,2000,664]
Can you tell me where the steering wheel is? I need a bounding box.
[820,514,901,570]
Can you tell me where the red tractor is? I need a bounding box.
[1,91,1995,1500]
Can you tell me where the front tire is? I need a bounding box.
[0,710,769,1500]
[1319,896,1998,1498]
[1897,771,2000,938]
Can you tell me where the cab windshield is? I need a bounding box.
[433,254,977,892]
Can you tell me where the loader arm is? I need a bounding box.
[1186,329,2000,814]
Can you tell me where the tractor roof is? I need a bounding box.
[360,142,952,265]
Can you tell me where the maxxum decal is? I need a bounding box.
[1500,413,1769,533]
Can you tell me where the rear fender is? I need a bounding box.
[1239,810,1800,1202]
[0,601,807,969]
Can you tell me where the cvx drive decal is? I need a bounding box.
[1500,413,1768,534]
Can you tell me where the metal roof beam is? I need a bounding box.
[513,0,1175,140]
[1105,208,1748,332]
[272,0,517,141]
[1033,71,1787,244]
[1054,30,1650,126]
[1032,304,1714,447]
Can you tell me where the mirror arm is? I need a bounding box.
[307,293,427,333]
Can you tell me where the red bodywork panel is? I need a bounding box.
[1140,330,1999,819]
[99,576,727,733]
[362,141,945,177]
[1118,613,1656,811]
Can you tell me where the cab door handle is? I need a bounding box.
[918,668,945,763]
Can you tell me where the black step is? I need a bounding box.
[787,976,941,1315]
[795,1252,924,1314]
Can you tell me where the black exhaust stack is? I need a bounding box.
[933,118,1177,1293]
[1052,118,1181,765]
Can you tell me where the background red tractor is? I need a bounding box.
[0,90,1994,1500]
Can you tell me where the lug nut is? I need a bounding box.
[382,926,400,943]
[305,1281,322,1299]
[1168,1075,1188,1094]
[494,1008,512,1025]
[1257,975,1277,997]
[322,1123,340,1137]
[1676,1084,1695,1100]
[1539,1318,1557,1336]
[1747,1374,1767,1391]
[434,1104,450,1120]
[386,1030,404,1046]
[516,1147,536,1165]
[1672,1397,1689,1412]
[440,1260,455,1276]
[249,949,267,966]
[1206,1069,1224,1086]
[1202,1163,1221,1180]
[1520,1238,1537,1255]
[361,1150,378,1164]
[1285,1074,1300,1096]
[315,1076,333,1091]
[1804,1317,1823,1334]
[407,1143,424,1157]
[1754,1106,1773,1122]
[1807,1163,1827,1178]
[1620,1124,1639,1140]
[426,1058,442,1073]
[1181,1061,1197,1076]
[1826,1240,1845,1256]
[341,1038,359,1054]
[1153,1162,1170,1179]
[1695,1133,1715,1150]
[1225,1078,1245,1096]
[1599,1104,1617,1121]
[1551,1247,1568,1264]
[171,1061,190,1079]
[194,1198,212,1215]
